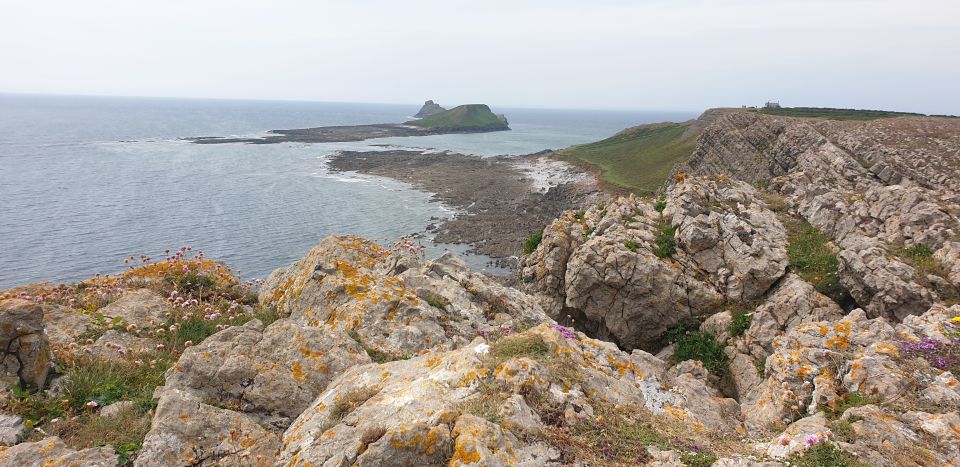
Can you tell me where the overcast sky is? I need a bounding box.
[1,0,957,113]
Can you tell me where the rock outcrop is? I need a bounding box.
[0,299,51,391]
[674,110,960,321]
[414,100,447,118]
[521,176,788,350]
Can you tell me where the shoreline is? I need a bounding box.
[326,149,599,269]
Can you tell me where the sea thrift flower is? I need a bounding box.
[804,434,821,447]
[86,401,99,409]
[549,323,576,339]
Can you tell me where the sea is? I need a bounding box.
[0,94,696,289]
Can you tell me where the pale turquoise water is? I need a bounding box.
[0,94,695,288]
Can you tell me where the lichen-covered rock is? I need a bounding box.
[40,304,92,347]
[136,388,280,466]
[521,177,788,350]
[260,236,549,359]
[279,323,741,465]
[740,309,899,431]
[674,110,960,321]
[0,436,117,466]
[163,318,370,422]
[98,288,171,330]
[765,412,831,458]
[0,299,51,391]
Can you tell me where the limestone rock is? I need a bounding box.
[765,412,831,458]
[521,177,787,351]
[0,413,23,446]
[260,236,549,359]
[98,288,171,330]
[99,400,136,419]
[0,299,52,391]
[136,388,281,466]
[40,304,92,347]
[0,436,117,466]
[83,330,158,361]
[163,318,370,421]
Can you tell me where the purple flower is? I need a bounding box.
[804,434,820,447]
[550,323,576,339]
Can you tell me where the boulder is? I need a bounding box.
[260,236,549,359]
[135,388,281,466]
[163,318,370,422]
[0,299,52,391]
[97,288,171,330]
[521,177,788,351]
[0,436,117,466]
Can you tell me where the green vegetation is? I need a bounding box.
[786,442,866,466]
[897,242,958,301]
[405,104,508,131]
[523,229,544,254]
[820,392,877,420]
[784,217,845,302]
[423,294,451,310]
[681,452,719,467]
[653,223,677,259]
[654,196,667,213]
[667,325,729,376]
[623,240,640,252]
[556,122,697,194]
[755,106,925,121]
[728,309,752,337]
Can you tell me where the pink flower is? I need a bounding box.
[86,401,99,409]
[184,340,193,347]
[804,434,821,447]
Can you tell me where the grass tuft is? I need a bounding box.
[666,325,729,376]
[523,229,544,255]
[653,223,677,259]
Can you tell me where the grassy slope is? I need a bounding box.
[405,104,508,130]
[556,122,696,194]
[754,107,926,121]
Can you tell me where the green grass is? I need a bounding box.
[666,325,729,377]
[405,104,508,131]
[784,217,845,302]
[523,229,544,254]
[728,309,752,337]
[786,442,866,466]
[755,107,926,121]
[424,294,451,310]
[623,240,640,252]
[653,223,677,259]
[556,122,697,194]
[820,392,878,420]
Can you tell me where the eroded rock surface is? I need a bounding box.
[0,299,51,391]
[521,177,788,350]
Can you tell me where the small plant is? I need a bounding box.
[819,392,877,420]
[903,244,935,258]
[681,452,718,467]
[523,229,544,254]
[574,210,586,221]
[583,228,594,239]
[728,310,752,337]
[654,196,667,213]
[653,223,677,259]
[786,442,864,466]
[623,240,640,252]
[667,325,729,376]
[490,334,550,362]
[785,218,847,303]
[423,294,451,310]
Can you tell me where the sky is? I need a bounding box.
[1,0,958,114]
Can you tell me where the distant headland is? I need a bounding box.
[188,101,510,144]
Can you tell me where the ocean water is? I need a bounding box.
[0,94,695,288]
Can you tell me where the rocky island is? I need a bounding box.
[3,107,960,465]
[189,102,510,145]
[414,100,446,118]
